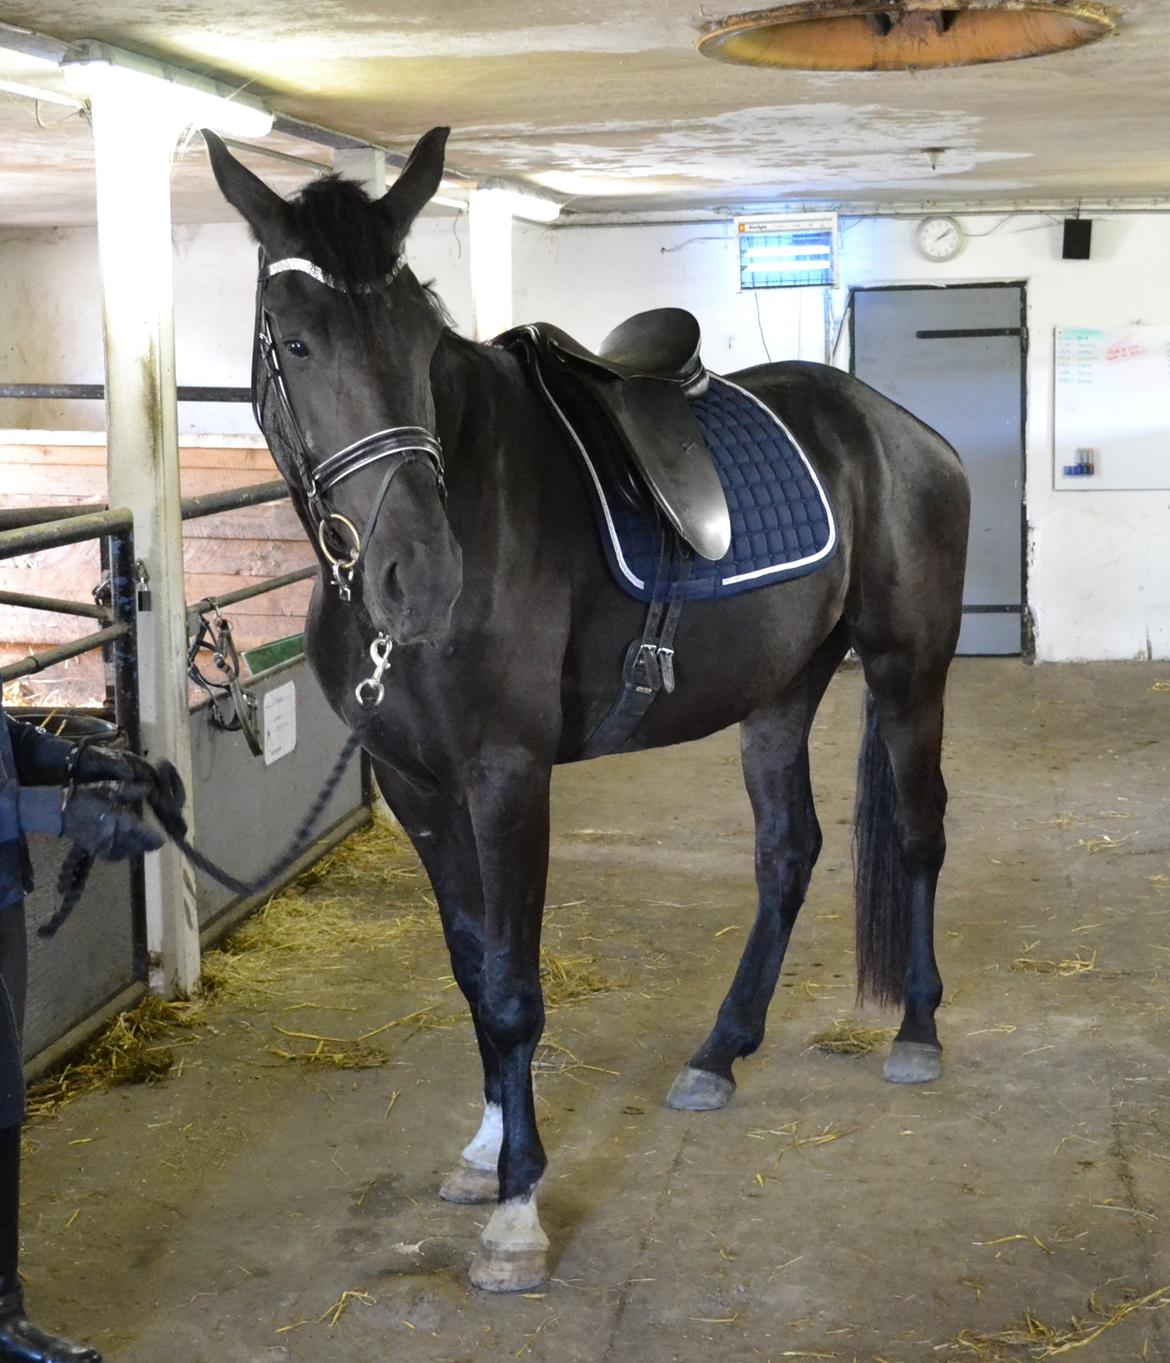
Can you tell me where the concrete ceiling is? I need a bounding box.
[0,1,1167,227]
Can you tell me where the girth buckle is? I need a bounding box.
[630,642,662,695]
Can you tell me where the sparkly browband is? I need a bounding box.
[261,256,405,294]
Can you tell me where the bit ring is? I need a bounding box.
[318,513,361,569]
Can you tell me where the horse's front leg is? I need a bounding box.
[372,763,501,1204]
[464,752,552,1293]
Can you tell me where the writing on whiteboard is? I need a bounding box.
[1054,326,1170,491]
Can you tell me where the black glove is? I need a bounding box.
[73,744,164,800]
[60,783,164,861]
[147,760,189,840]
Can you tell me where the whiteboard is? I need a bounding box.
[1053,326,1170,490]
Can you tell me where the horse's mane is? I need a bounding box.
[286,175,452,325]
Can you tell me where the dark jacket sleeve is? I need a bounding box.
[2,713,67,844]
[0,780,23,845]
[8,717,73,786]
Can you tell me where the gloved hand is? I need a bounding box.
[73,743,164,800]
[148,760,189,839]
[60,782,163,861]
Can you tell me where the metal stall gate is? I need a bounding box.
[0,506,147,1070]
[1,482,371,1072]
[178,482,370,942]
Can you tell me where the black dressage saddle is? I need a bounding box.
[499,308,733,563]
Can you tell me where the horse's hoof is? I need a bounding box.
[883,1040,942,1084]
[440,1163,499,1204]
[469,1245,549,1293]
[666,1066,735,1111]
[470,1198,550,1292]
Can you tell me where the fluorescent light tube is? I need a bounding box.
[61,40,273,138]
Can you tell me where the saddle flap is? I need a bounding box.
[502,323,732,563]
[597,375,732,563]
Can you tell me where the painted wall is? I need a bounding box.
[829,212,1170,663]
[0,209,473,437]
[3,207,1169,661]
[514,212,1170,663]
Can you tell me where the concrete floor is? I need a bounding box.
[19,659,1170,1362]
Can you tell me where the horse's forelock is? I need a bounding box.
[287,174,397,289]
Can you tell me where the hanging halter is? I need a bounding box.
[252,251,446,607]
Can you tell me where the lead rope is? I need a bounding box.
[39,639,393,939]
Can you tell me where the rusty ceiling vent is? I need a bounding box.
[697,1,1118,72]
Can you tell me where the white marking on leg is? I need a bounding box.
[480,1190,549,1256]
[461,1101,503,1171]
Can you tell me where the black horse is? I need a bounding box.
[205,127,969,1293]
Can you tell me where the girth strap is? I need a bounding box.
[577,531,692,759]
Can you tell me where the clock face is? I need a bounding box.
[916,216,964,262]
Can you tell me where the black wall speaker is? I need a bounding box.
[1063,219,1093,260]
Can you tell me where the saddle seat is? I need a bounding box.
[498,308,732,562]
[590,307,707,398]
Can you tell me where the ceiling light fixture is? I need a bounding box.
[697,1,1119,72]
[474,180,563,224]
[0,77,82,109]
[61,39,273,138]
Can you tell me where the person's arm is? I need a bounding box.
[8,715,163,797]
[0,778,62,839]
[7,718,72,787]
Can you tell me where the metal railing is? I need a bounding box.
[0,506,146,981]
[179,479,316,645]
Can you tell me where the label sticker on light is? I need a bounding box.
[735,213,839,290]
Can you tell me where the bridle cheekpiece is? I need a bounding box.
[253,251,446,705]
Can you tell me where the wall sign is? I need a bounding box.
[263,681,297,765]
[1054,326,1170,490]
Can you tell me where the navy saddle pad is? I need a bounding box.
[579,375,837,603]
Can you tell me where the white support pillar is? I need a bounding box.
[468,187,515,342]
[89,93,201,997]
[333,145,387,198]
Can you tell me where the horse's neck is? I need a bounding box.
[429,330,534,478]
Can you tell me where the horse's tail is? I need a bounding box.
[853,689,910,1006]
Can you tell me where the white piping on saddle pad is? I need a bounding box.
[707,375,838,586]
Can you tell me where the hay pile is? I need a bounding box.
[807,1018,896,1056]
[950,1282,1170,1359]
[540,946,620,1009]
[201,817,434,1004]
[29,817,432,1116]
[28,995,202,1119]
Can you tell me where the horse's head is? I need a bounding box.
[204,127,462,646]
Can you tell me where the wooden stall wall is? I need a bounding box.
[0,439,313,705]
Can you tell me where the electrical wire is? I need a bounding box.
[753,290,772,362]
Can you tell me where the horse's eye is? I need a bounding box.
[284,339,310,359]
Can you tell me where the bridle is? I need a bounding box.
[252,251,447,706]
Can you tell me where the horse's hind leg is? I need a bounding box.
[372,765,501,1204]
[853,657,951,1085]
[668,629,846,1111]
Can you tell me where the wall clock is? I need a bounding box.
[915,215,965,262]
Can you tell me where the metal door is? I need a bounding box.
[851,284,1026,655]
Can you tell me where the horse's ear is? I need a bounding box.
[380,127,450,242]
[203,129,293,250]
